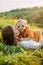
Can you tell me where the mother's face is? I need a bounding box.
[14,29,20,37]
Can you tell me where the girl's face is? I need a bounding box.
[16,21,26,32]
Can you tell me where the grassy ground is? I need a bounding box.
[0,42,43,65]
[0,23,43,65]
[0,18,43,65]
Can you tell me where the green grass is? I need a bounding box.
[0,42,43,65]
[29,24,43,32]
[0,24,43,65]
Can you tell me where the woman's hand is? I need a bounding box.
[15,36,21,42]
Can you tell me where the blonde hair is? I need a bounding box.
[16,19,27,25]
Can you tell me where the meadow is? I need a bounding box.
[0,7,43,65]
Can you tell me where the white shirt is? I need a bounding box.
[18,40,40,49]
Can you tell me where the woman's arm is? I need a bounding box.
[20,37,31,41]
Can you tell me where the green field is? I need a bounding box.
[0,7,43,65]
[0,42,43,65]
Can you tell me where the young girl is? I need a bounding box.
[16,19,40,42]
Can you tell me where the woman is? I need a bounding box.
[2,25,41,49]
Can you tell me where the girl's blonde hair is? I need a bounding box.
[16,19,27,25]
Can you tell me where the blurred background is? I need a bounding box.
[0,0,43,40]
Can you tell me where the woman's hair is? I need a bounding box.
[2,25,16,45]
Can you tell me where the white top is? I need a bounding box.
[18,39,40,49]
